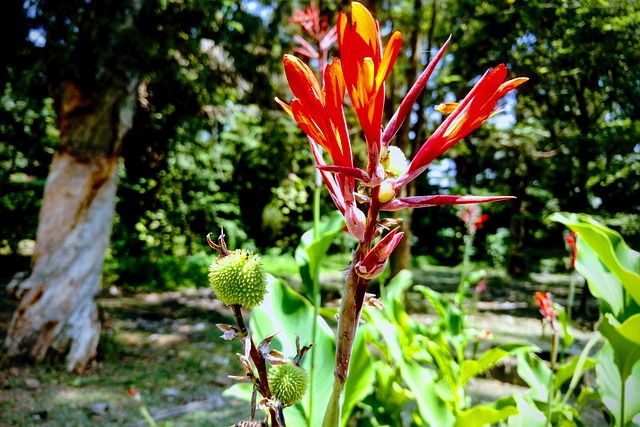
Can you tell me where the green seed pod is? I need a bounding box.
[208,249,267,308]
[268,363,309,407]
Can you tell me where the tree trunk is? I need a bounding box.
[5,82,137,372]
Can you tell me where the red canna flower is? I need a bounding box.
[337,2,402,184]
[289,1,337,70]
[564,231,578,269]
[535,291,557,324]
[393,64,528,191]
[475,278,488,296]
[475,214,490,230]
[355,226,404,279]
[278,1,526,270]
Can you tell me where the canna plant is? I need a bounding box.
[276,2,526,425]
[549,213,640,427]
[214,2,527,426]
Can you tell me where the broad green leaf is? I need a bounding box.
[599,313,640,382]
[516,352,551,401]
[295,211,345,301]
[403,361,455,427]
[382,270,414,335]
[507,395,546,427]
[250,276,336,427]
[553,356,597,390]
[595,342,640,427]
[366,307,455,427]
[455,405,518,427]
[548,212,640,315]
[460,347,509,386]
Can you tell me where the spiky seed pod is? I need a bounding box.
[268,363,309,407]
[208,249,267,308]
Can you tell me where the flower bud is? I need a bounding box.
[208,249,267,308]
[378,179,396,203]
[268,363,309,407]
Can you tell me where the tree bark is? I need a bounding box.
[5,82,137,372]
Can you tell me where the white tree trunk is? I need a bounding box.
[5,83,136,372]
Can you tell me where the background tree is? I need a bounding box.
[3,0,286,372]
[442,0,640,272]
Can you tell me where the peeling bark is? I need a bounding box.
[5,82,137,372]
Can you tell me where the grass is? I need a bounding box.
[0,290,249,427]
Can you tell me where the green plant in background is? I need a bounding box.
[350,271,526,427]
[456,204,489,306]
[549,212,640,427]
[505,291,598,427]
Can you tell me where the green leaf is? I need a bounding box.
[507,395,546,427]
[553,355,597,390]
[382,270,414,332]
[365,307,455,427]
[595,342,640,426]
[460,347,510,386]
[599,313,640,382]
[548,212,640,316]
[455,405,518,427]
[295,212,345,301]
[516,352,551,401]
[250,276,336,427]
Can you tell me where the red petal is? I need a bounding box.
[380,195,515,211]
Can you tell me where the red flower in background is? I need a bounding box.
[564,231,578,269]
[458,205,489,233]
[535,291,557,324]
[289,1,337,67]
[475,214,490,230]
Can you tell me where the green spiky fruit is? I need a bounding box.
[208,249,267,308]
[268,364,309,407]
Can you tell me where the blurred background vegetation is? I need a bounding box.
[1,0,638,292]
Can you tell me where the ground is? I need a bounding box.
[0,267,608,426]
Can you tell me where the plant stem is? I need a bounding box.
[567,271,576,322]
[322,250,369,427]
[308,169,322,426]
[546,330,558,427]
[323,189,380,427]
[230,305,283,427]
[456,232,474,307]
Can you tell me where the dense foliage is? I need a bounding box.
[1,0,639,289]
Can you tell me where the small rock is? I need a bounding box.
[9,367,20,377]
[90,403,110,415]
[25,378,40,388]
[162,388,180,398]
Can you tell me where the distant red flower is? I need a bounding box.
[289,1,337,67]
[535,291,557,324]
[475,214,490,230]
[564,231,578,269]
[458,205,489,233]
[127,389,141,401]
[475,278,488,296]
